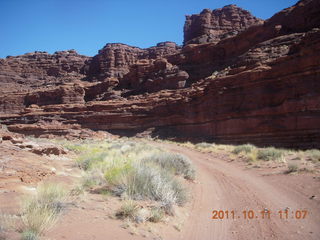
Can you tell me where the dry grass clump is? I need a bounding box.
[234,146,287,163]
[286,163,299,174]
[115,200,140,220]
[246,149,259,162]
[195,142,212,149]
[0,213,7,235]
[116,201,166,224]
[142,152,195,180]
[305,149,320,163]
[148,207,165,223]
[81,169,107,189]
[21,230,38,240]
[20,183,68,240]
[257,147,286,161]
[127,163,188,206]
[232,144,256,154]
[0,212,13,240]
[0,212,20,240]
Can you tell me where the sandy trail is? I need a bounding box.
[156,142,320,240]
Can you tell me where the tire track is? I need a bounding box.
[155,142,319,240]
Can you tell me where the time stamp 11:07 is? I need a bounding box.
[211,209,308,220]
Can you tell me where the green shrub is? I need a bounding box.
[123,163,188,206]
[68,140,194,217]
[232,144,256,154]
[257,147,285,161]
[142,152,195,180]
[76,152,107,170]
[104,162,133,185]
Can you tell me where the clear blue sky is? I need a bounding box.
[0,0,297,58]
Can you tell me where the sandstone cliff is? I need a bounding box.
[0,0,319,148]
[183,4,263,45]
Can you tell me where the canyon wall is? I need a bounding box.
[0,0,319,148]
[183,4,263,45]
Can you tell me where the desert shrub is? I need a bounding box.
[286,163,299,173]
[70,140,194,217]
[232,144,256,154]
[76,152,107,170]
[305,149,320,162]
[149,207,165,223]
[257,147,285,161]
[36,183,67,210]
[0,214,8,239]
[64,141,108,153]
[170,180,188,206]
[195,142,212,149]
[21,230,38,240]
[184,167,196,181]
[0,214,6,234]
[63,143,85,152]
[104,161,133,185]
[82,169,106,189]
[21,183,67,239]
[122,163,188,206]
[142,152,195,180]
[134,208,150,223]
[0,212,16,239]
[125,164,173,202]
[115,200,139,220]
[246,149,258,162]
[21,200,57,237]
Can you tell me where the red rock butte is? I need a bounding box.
[0,0,320,148]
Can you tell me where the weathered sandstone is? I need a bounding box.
[0,0,319,149]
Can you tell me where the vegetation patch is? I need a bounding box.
[306,149,320,163]
[142,152,195,180]
[232,144,256,155]
[286,163,299,174]
[148,207,165,223]
[159,140,320,175]
[257,147,285,161]
[20,183,68,240]
[65,139,195,222]
[195,142,212,149]
[115,200,140,220]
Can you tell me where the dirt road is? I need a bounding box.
[31,140,320,240]
[157,142,320,240]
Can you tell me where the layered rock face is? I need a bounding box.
[0,0,320,148]
[86,41,181,81]
[183,5,263,45]
[0,50,88,91]
[120,58,188,95]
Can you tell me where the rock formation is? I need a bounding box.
[183,5,263,45]
[0,50,88,90]
[0,0,319,148]
[86,42,181,81]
